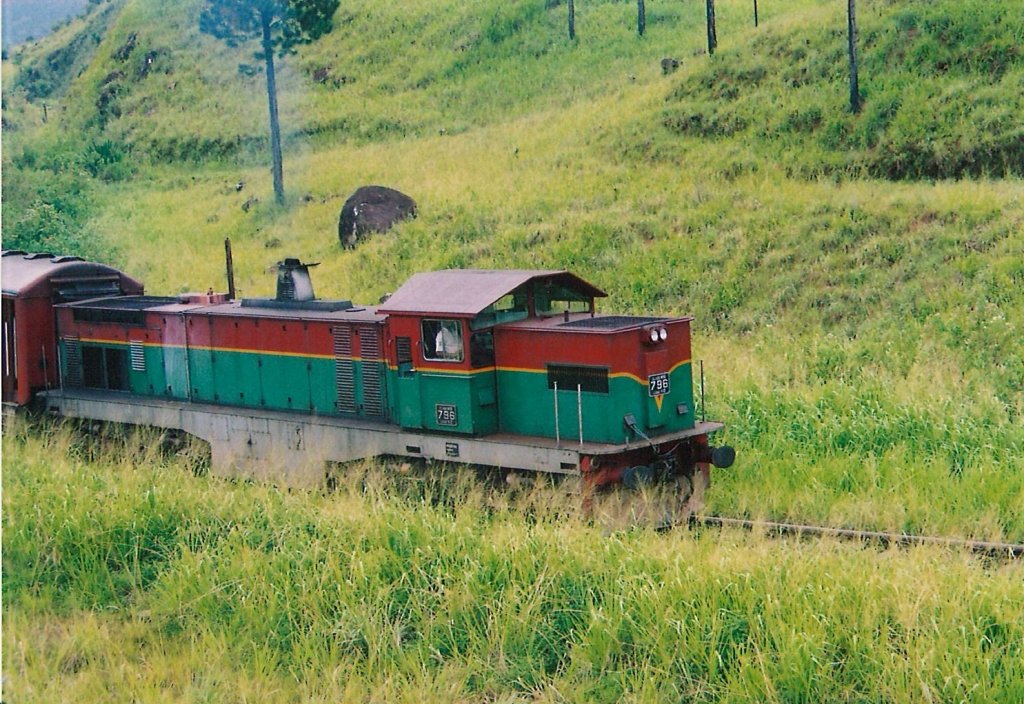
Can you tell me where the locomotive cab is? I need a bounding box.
[378,270,605,436]
[378,269,698,446]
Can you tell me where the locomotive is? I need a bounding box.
[2,250,734,513]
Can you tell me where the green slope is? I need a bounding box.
[3,2,1024,700]
[3,0,1021,468]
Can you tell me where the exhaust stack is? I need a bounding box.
[275,258,318,302]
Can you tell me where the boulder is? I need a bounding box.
[338,186,417,248]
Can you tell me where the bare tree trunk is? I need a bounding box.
[261,12,285,205]
[706,0,717,55]
[638,0,646,36]
[568,0,575,40]
[847,0,860,113]
[754,0,759,27]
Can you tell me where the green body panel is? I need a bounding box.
[261,354,311,411]
[496,363,695,444]
[131,344,168,396]
[160,346,190,399]
[61,341,386,419]
[396,370,422,427]
[186,348,388,418]
[393,369,498,435]
[309,360,338,415]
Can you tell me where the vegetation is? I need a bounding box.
[3,0,1023,700]
[200,0,340,203]
[4,422,1023,703]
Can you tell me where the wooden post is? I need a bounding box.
[42,103,48,122]
[847,0,861,113]
[754,0,759,27]
[568,0,575,40]
[224,238,236,300]
[638,0,646,37]
[706,0,718,55]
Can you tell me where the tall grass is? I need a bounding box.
[4,422,1023,703]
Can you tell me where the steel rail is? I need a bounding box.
[692,515,1024,559]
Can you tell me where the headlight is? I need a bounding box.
[659,328,668,341]
[650,329,660,343]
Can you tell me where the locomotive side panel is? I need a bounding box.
[493,318,695,444]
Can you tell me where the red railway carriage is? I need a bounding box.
[2,251,143,406]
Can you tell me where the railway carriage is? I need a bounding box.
[2,251,143,406]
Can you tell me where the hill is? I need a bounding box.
[2,1,1024,700]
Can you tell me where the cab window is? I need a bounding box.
[471,292,529,329]
[422,319,464,362]
[535,283,592,316]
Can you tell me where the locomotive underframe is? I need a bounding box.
[42,388,723,488]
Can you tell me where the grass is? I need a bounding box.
[4,421,1023,703]
[3,0,1024,699]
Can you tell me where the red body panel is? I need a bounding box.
[495,318,692,377]
[4,297,60,404]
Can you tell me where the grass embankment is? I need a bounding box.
[4,422,1023,703]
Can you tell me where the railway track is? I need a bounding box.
[692,515,1024,559]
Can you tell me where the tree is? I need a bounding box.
[847,0,861,113]
[567,0,575,40]
[200,0,339,205]
[706,0,717,55]
[637,0,646,37]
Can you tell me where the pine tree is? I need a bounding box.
[201,0,339,205]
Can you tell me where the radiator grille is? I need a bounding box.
[359,326,384,417]
[332,327,356,413]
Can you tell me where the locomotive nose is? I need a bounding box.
[711,445,736,469]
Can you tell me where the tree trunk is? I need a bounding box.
[637,0,645,36]
[261,12,285,205]
[847,0,861,113]
[568,0,575,40]
[706,0,717,55]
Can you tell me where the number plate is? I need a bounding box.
[435,403,458,426]
[648,372,670,397]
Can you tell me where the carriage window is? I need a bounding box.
[422,319,464,362]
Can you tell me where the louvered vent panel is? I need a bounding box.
[63,338,82,387]
[130,340,145,372]
[396,336,412,364]
[358,326,384,417]
[332,327,356,413]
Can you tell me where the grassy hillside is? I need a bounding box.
[3,0,1024,700]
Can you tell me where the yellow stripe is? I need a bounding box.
[71,339,690,379]
[495,359,691,384]
[72,338,380,363]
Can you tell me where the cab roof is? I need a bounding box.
[377,269,606,317]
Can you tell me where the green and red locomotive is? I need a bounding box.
[3,251,733,512]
